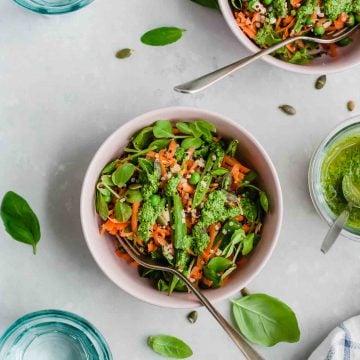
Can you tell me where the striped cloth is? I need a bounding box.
[309,315,360,360]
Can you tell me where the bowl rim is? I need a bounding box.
[80,106,283,308]
[308,115,360,241]
[218,0,360,74]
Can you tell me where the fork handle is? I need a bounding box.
[173,271,264,360]
[174,36,301,94]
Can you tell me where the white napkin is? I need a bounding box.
[309,315,360,360]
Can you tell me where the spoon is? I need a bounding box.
[321,173,360,253]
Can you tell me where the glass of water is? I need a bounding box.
[12,0,94,14]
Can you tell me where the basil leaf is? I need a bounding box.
[147,335,193,359]
[114,200,132,222]
[125,189,143,203]
[211,168,229,176]
[132,126,153,150]
[101,160,119,175]
[101,175,114,187]
[232,294,300,346]
[181,137,203,150]
[141,27,185,46]
[112,163,135,186]
[149,139,171,151]
[203,266,220,287]
[190,0,219,9]
[207,257,233,273]
[242,233,254,256]
[176,122,194,135]
[96,191,109,221]
[260,191,269,213]
[153,120,174,138]
[194,119,216,133]
[1,191,41,254]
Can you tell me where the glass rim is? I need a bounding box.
[308,115,360,241]
[0,309,112,359]
[12,0,94,14]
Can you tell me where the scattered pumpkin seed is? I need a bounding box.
[115,48,134,59]
[187,311,198,324]
[129,183,142,190]
[279,105,296,116]
[347,100,356,112]
[315,75,326,90]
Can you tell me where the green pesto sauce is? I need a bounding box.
[321,136,360,229]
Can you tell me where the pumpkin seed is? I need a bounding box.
[115,48,134,59]
[279,105,296,116]
[347,100,356,112]
[129,183,142,190]
[187,311,198,324]
[315,75,326,90]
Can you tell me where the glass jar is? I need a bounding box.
[12,0,94,14]
[308,116,360,241]
[0,310,112,360]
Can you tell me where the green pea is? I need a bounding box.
[264,0,273,5]
[290,9,296,16]
[346,14,355,27]
[150,194,161,207]
[189,172,201,185]
[314,25,325,36]
[356,13,360,23]
[305,16,313,26]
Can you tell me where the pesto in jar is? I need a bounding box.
[321,136,360,230]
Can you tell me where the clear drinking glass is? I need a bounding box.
[0,310,112,360]
[12,0,94,14]
[308,116,360,241]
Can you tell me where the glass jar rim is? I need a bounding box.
[0,309,112,360]
[308,115,360,241]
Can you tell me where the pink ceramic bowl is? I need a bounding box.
[80,107,283,308]
[219,0,360,74]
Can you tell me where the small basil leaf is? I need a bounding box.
[101,175,114,187]
[96,191,109,221]
[207,256,233,273]
[101,160,119,175]
[260,191,269,213]
[222,228,246,258]
[194,119,216,133]
[112,163,136,186]
[242,233,254,256]
[114,200,132,222]
[232,294,300,346]
[190,0,219,9]
[0,191,41,255]
[147,335,193,359]
[96,184,111,197]
[203,266,220,287]
[211,168,229,176]
[181,137,203,150]
[141,27,185,46]
[176,122,194,135]
[132,126,153,150]
[157,279,170,292]
[243,170,257,183]
[153,120,174,138]
[138,158,154,175]
[220,265,236,281]
[125,189,143,203]
[149,139,171,151]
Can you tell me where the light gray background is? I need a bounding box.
[1,0,360,359]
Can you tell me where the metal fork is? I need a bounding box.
[115,234,264,360]
[174,24,360,94]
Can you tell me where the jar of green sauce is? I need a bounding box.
[309,117,360,240]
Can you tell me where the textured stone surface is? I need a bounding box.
[0,0,360,359]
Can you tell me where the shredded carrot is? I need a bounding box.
[147,241,157,253]
[115,249,132,262]
[101,220,129,235]
[242,224,251,233]
[223,155,250,173]
[235,215,244,222]
[131,202,140,234]
[202,224,217,260]
[202,277,213,287]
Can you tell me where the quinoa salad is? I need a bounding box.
[229,0,360,64]
[95,119,269,294]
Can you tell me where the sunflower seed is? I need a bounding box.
[347,100,356,112]
[128,183,142,190]
[315,75,326,90]
[115,48,134,59]
[279,105,296,116]
[187,311,198,324]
